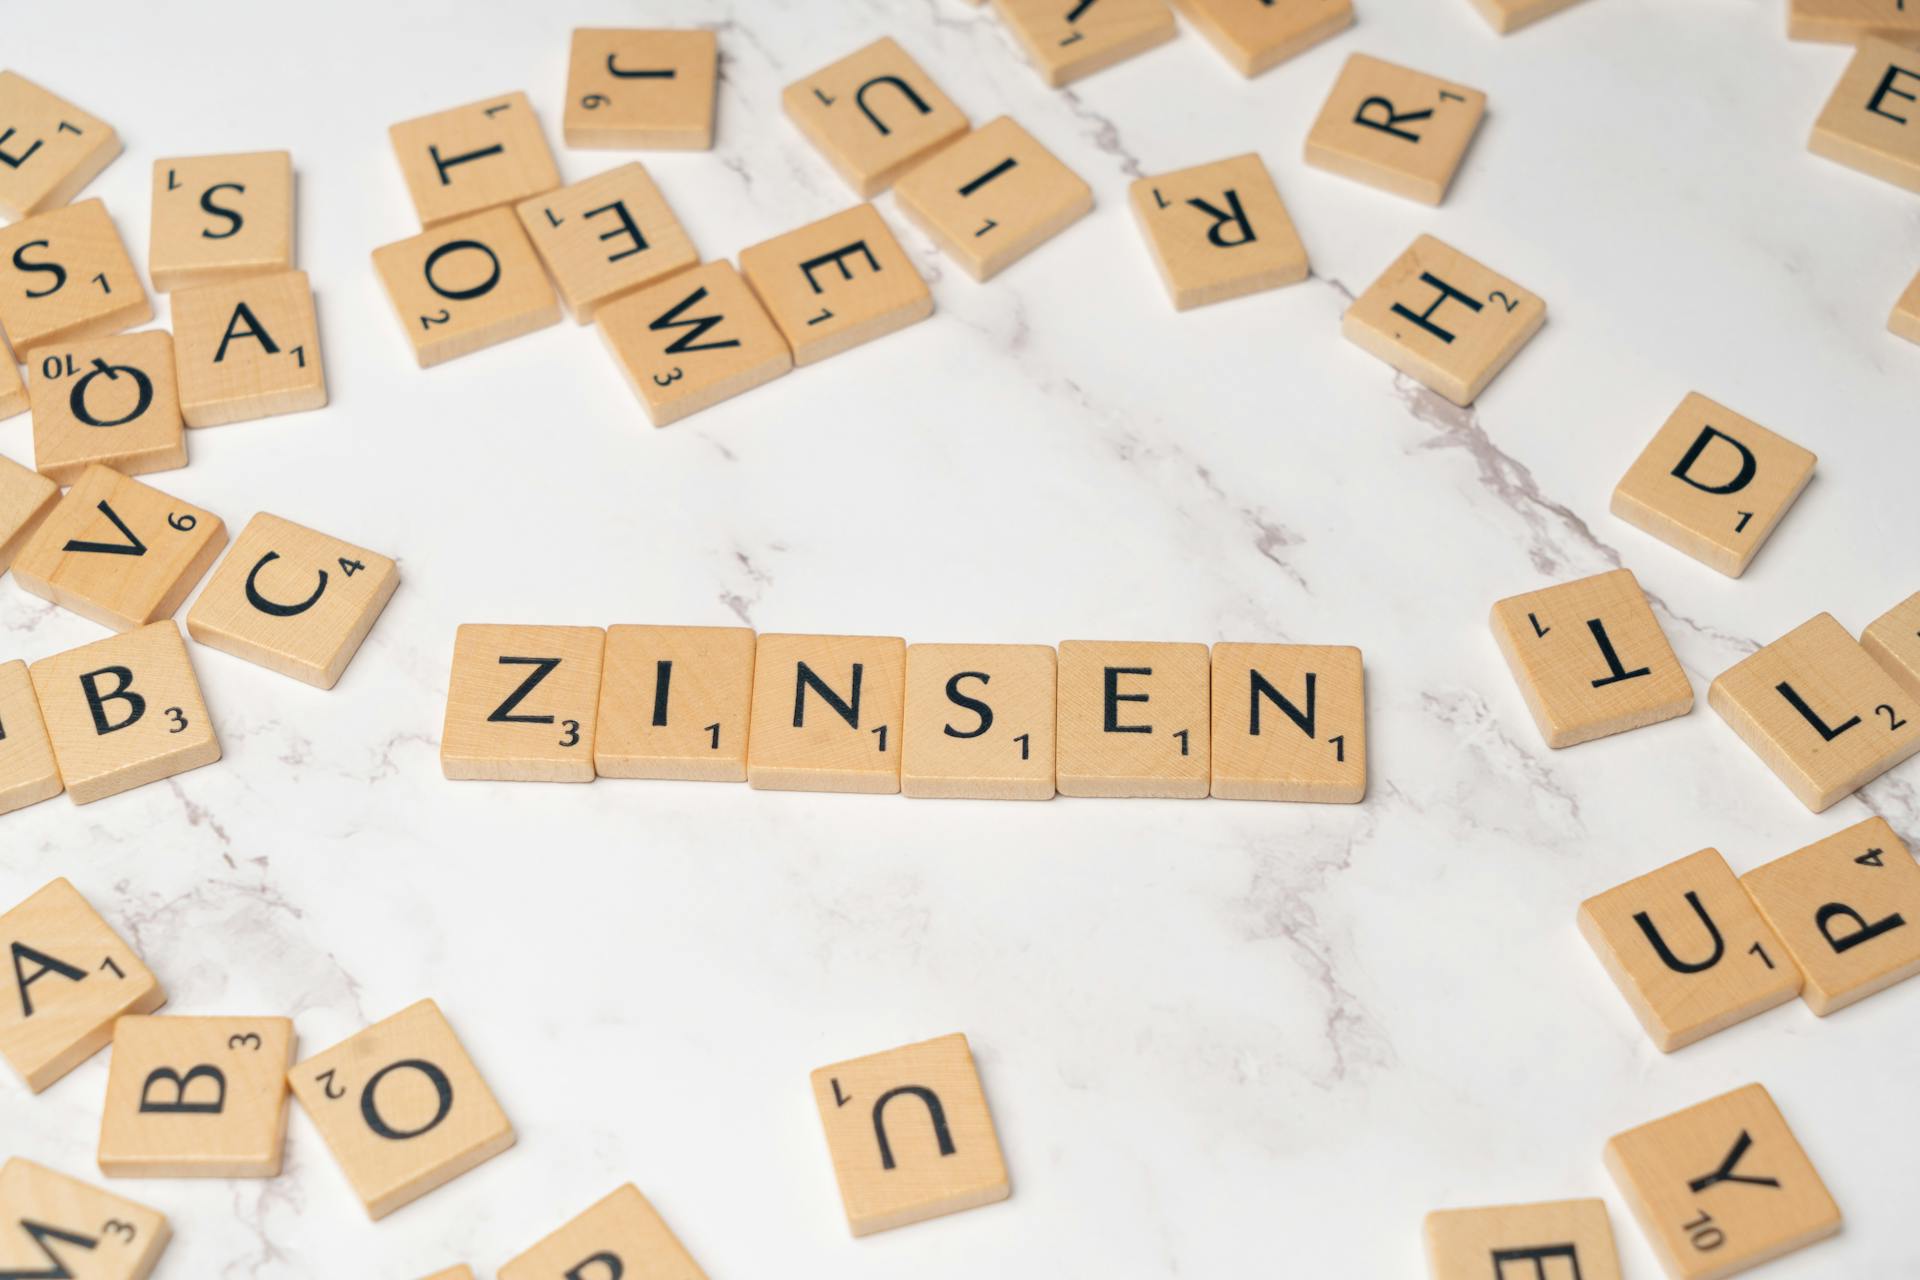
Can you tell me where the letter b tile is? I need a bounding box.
[98,1015,294,1178]
[1424,1199,1621,1280]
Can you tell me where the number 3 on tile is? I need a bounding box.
[559,719,580,747]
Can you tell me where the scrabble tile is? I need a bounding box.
[30,622,222,804]
[1810,37,1920,193]
[597,260,792,425]
[1056,640,1209,798]
[1891,267,1920,346]
[372,207,560,368]
[0,1159,168,1280]
[516,162,698,322]
[441,624,604,782]
[565,29,719,150]
[784,37,968,197]
[1578,849,1802,1052]
[738,204,931,367]
[170,270,327,427]
[811,1032,1009,1236]
[0,453,59,573]
[1173,0,1352,77]
[0,73,119,222]
[1424,1199,1621,1280]
[1606,1084,1840,1279]
[500,1184,708,1280]
[595,624,755,781]
[1490,569,1691,748]
[28,331,185,484]
[1743,817,1920,1015]
[1862,591,1920,700]
[1709,612,1920,812]
[1343,234,1545,406]
[13,465,227,632]
[147,151,293,292]
[993,0,1177,87]
[1129,153,1309,310]
[1303,54,1487,205]
[1611,394,1816,579]
[390,92,559,228]
[185,512,399,689]
[1210,643,1365,802]
[0,878,164,1092]
[901,643,1057,799]
[747,633,906,793]
[288,999,514,1221]
[98,1015,294,1178]
[0,199,151,354]
[419,1270,474,1280]
[894,116,1092,281]
[1467,0,1589,34]
[1791,0,1920,41]
[0,659,61,815]
[0,339,22,420]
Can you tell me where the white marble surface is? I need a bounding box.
[4,0,1919,1275]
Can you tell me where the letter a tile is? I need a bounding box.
[1304,54,1487,205]
[0,200,151,354]
[893,116,1093,282]
[565,29,719,150]
[1210,643,1365,802]
[1424,1199,1621,1280]
[1862,591,1920,701]
[597,260,792,425]
[1130,153,1308,310]
[1811,37,1920,193]
[169,270,327,427]
[0,659,62,816]
[29,331,186,484]
[373,207,560,368]
[737,204,931,367]
[901,642,1057,799]
[747,632,906,793]
[0,73,121,222]
[993,0,1176,87]
[98,1015,294,1178]
[1056,640,1210,798]
[442,624,604,782]
[784,37,968,197]
[501,1184,708,1280]
[390,92,560,228]
[0,1159,169,1280]
[595,624,756,781]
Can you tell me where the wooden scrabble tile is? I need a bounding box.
[0,878,164,1092]
[0,199,151,354]
[98,1015,294,1178]
[1611,394,1816,579]
[597,260,792,425]
[13,464,227,632]
[0,659,61,815]
[1743,817,1920,1015]
[1424,1199,1621,1280]
[500,1184,707,1280]
[441,624,604,782]
[1791,0,1920,46]
[1467,0,1589,34]
[894,116,1093,282]
[372,207,560,367]
[1578,849,1802,1052]
[1709,612,1920,812]
[30,622,221,804]
[1891,267,1920,346]
[811,1032,1009,1236]
[1606,1084,1840,1279]
[185,512,399,689]
[1056,640,1209,798]
[1343,234,1545,406]
[1210,643,1365,802]
[28,331,185,484]
[419,1270,474,1280]
[516,162,697,322]
[1173,0,1352,77]
[147,151,293,292]
[565,29,719,150]
[1811,37,1920,193]
[901,643,1056,799]
[1490,569,1692,748]
[0,340,22,420]
[747,633,906,793]
[993,0,1177,87]
[1863,591,1920,700]
[0,1159,168,1280]
[784,38,968,197]
[287,999,514,1221]
[1129,153,1308,310]
[170,270,326,427]
[0,73,119,222]
[595,624,755,781]
[390,92,559,228]
[738,204,931,367]
[0,453,58,573]
[1303,54,1487,205]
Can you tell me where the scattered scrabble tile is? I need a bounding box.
[0,72,119,222]
[1606,1084,1840,1279]
[747,632,906,793]
[1467,0,1589,34]
[597,260,792,425]
[1862,591,1920,700]
[1611,394,1816,579]
[901,642,1057,799]
[1790,0,1920,45]
[0,453,58,573]
[889,116,1093,282]
[170,270,327,427]
[0,339,22,420]
[0,1158,168,1280]
[441,624,605,782]
[29,622,221,804]
[1210,643,1365,802]
[1130,153,1309,310]
[565,28,719,150]
[1490,569,1692,748]
[1056,640,1209,798]
[185,512,399,689]
[595,623,755,780]
[1343,234,1545,406]
[1810,37,1920,194]
[98,1015,294,1178]
[0,659,61,815]
[811,1032,1009,1236]
[1173,0,1352,77]
[515,162,698,322]
[288,999,515,1220]
[784,37,968,197]
[389,92,559,227]
[0,878,164,1092]
[372,206,560,367]
[1303,54,1487,205]
[737,203,931,366]
[0,199,151,353]
[1891,267,1920,346]
[1424,1199,1621,1280]
[27,331,186,484]
[147,151,293,292]
[993,0,1177,87]
[500,1184,708,1280]
[13,464,227,632]
[1709,612,1920,812]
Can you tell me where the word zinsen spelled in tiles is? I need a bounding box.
[0,198,151,354]
[28,330,186,483]
[500,1184,709,1280]
[0,72,120,222]
[1424,1198,1622,1280]
[1810,36,1920,194]
[147,150,294,292]
[784,37,967,198]
[565,28,719,151]
[0,1158,169,1280]
[1131,153,1309,310]
[98,1015,294,1178]
[1305,54,1486,206]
